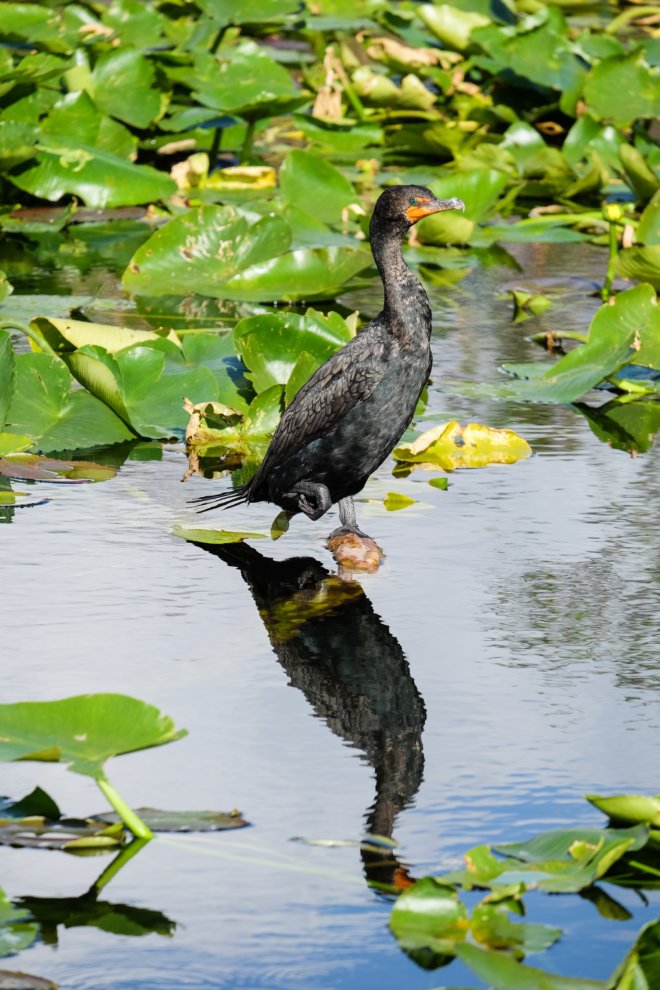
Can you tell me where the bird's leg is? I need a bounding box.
[329,497,369,538]
[286,480,332,521]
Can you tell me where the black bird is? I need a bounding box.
[193,185,464,534]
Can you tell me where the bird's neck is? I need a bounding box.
[372,232,432,345]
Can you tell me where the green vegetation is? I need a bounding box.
[0,694,186,839]
[388,791,660,986]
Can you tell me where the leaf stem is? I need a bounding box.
[601,220,619,301]
[606,5,660,33]
[0,320,58,357]
[240,119,256,162]
[209,125,223,168]
[96,774,154,840]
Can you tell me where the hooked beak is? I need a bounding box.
[406,196,465,224]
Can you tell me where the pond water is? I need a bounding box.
[2,239,660,989]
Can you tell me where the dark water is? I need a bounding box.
[2,239,659,988]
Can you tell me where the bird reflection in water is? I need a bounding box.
[193,540,426,892]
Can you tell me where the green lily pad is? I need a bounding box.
[456,943,606,990]
[0,694,186,779]
[583,53,660,128]
[122,204,292,298]
[279,150,356,225]
[609,919,660,989]
[390,877,469,957]
[234,309,352,393]
[91,48,162,129]
[616,245,660,290]
[192,42,306,119]
[383,491,416,510]
[172,526,266,544]
[197,0,301,22]
[31,316,180,354]
[0,887,38,960]
[418,170,509,246]
[10,141,176,208]
[586,794,660,828]
[6,352,134,452]
[418,3,490,51]
[0,331,14,430]
[576,399,660,454]
[65,339,220,439]
[216,245,371,302]
[504,285,660,403]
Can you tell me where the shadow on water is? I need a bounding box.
[192,539,426,892]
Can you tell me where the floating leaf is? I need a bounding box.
[418,3,490,51]
[383,491,416,510]
[583,53,660,128]
[0,972,57,989]
[0,886,38,960]
[192,42,307,119]
[31,316,180,354]
[609,919,660,990]
[234,309,351,393]
[122,204,291,298]
[456,943,606,990]
[587,794,660,829]
[172,525,265,544]
[6,352,134,452]
[390,877,469,957]
[0,694,186,778]
[91,48,162,129]
[10,142,176,209]
[279,150,356,225]
[93,807,249,831]
[394,422,531,471]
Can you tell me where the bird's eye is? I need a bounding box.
[409,198,417,206]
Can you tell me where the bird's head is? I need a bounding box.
[370,184,465,237]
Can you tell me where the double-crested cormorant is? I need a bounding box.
[193,185,464,533]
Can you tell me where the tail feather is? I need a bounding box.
[189,484,250,514]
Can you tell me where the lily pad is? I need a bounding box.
[279,150,356,225]
[172,526,265,544]
[456,943,606,990]
[394,422,531,471]
[192,42,307,120]
[92,807,249,831]
[0,694,186,778]
[234,309,352,393]
[383,491,416,510]
[122,204,291,298]
[0,973,57,990]
[390,877,469,958]
[5,352,134,452]
[91,48,162,129]
[586,794,660,829]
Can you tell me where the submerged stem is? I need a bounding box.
[96,774,154,841]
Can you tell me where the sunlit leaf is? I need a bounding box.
[122,205,292,298]
[583,53,660,128]
[91,48,162,128]
[172,526,265,544]
[279,150,356,225]
[394,421,531,471]
[6,352,134,452]
[192,42,306,119]
[586,794,660,828]
[31,316,180,354]
[456,943,606,989]
[390,877,469,960]
[234,309,351,392]
[0,694,186,779]
[383,491,416,510]
[418,3,490,51]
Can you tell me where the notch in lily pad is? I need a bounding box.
[0,694,187,841]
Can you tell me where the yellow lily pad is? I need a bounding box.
[394,421,532,472]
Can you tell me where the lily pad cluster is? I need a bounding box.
[0,0,658,296]
[389,790,660,987]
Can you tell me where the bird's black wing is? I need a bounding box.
[247,325,388,497]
